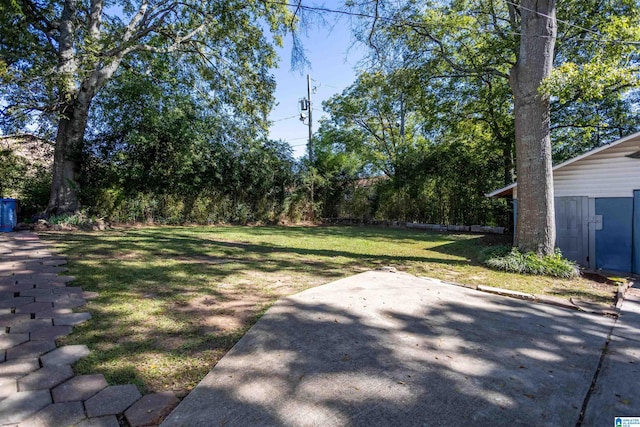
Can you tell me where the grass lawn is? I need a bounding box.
[41,225,618,396]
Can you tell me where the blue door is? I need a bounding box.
[595,198,633,273]
[634,191,640,274]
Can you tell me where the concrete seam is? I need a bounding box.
[575,315,617,426]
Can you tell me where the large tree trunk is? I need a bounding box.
[46,0,121,215]
[47,0,82,215]
[47,96,92,215]
[509,0,557,255]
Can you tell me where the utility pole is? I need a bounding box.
[306,74,314,221]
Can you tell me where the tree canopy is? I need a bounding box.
[0,0,292,213]
[321,0,640,251]
[1,0,638,235]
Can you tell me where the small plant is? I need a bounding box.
[47,212,102,228]
[483,246,579,278]
[48,212,85,226]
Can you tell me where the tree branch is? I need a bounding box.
[398,22,510,80]
[88,0,103,40]
[17,0,58,53]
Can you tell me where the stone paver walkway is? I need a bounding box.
[0,232,178,427]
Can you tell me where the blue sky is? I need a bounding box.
[268,7,367,158]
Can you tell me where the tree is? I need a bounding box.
[322,69,425,179]
[312,121,369,219]
[0,0,291,214]
[509,0,557,253]
[80,54,297,223]
[345,0,639,254]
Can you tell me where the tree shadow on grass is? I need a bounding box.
[41,227,508,393]
[182,224,467,244]
[44,227,480,276]
[426,233,513,266]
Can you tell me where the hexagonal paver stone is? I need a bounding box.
[30,325,73,341]
[1,282,35,292]
[32,282,60,290]
[17,365,74,391]
[0,275,16,285]
[0,297,33,310]
[44,281,69,289]
[0,358,40,380]
[42,259,67,266]
[18,289,54,298]
[76,415,120,427]
[53,312,91,326]
[19,276,56,286]
[41,266,69,275]
[34,293,69,303]
[35,307,72,319]
[54,286,83,294]
[0,314,31,328]
[0,390,51,424]
[52,298,87,309]
[0,333,29,350]
[0,378,17,400]
[13,302,54,314]
[41,345,90,366]
[84,384,141,418]
[6,340,56,360]
[8,318,53,334]
[52,374,108,403]
[124,391,180,427]
[17,401,85,427]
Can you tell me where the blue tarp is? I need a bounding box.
[0,199,18,232]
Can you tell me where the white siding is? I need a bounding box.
[553,136,640,198]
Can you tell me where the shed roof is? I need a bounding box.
[486,130,640,198]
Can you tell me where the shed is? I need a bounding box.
[487,131,640,274]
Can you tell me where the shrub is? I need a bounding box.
[47,212,101,228]
[0,148,52,218]
[483,246,579,279]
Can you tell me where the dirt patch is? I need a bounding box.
[116,251,144,260]
[476,234,513,246]
[163,271,326,356]
[581,271,626,286]
[173,293,271,335]
[202,295,266,332]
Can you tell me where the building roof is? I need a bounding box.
[486,130,640,198]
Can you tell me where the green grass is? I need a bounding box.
[41,225,618,395]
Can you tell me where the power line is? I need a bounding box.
[270,0,640,47]
[312,79,342,91]
[503,0,596,38]
[501,1,640,46]
[271,114,299,122]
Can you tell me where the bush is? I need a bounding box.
[17,170,51,218]
[0,148,51,218]
[483,246,579,278]
[47,212,103,228]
